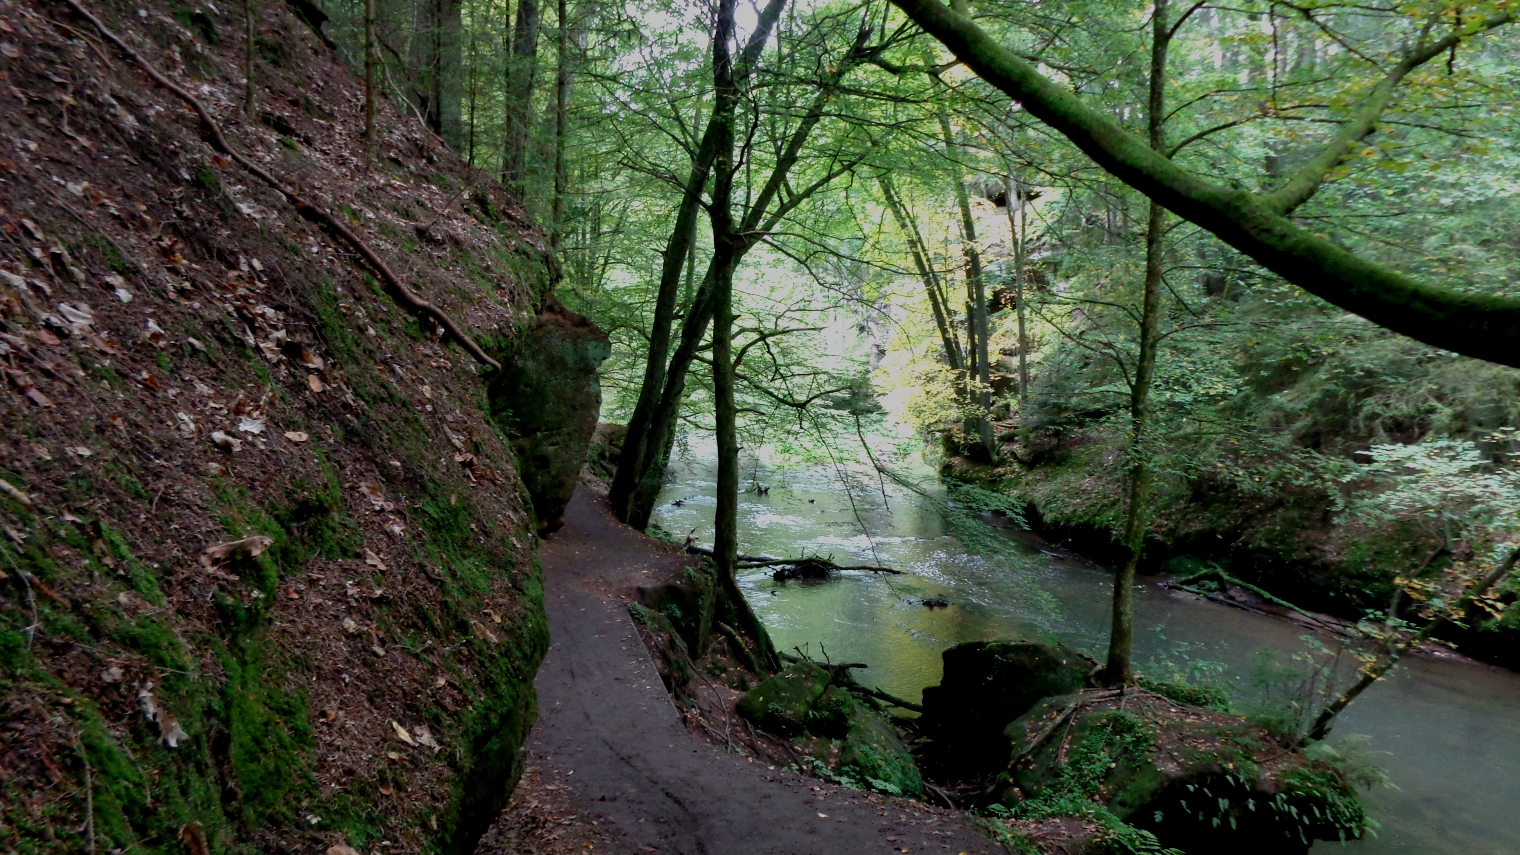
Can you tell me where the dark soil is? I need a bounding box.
[482,486,996,855]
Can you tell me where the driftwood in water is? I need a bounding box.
[684,544,902,577]
[775,651,925,713]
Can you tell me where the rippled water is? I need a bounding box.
[650,448,1520,854]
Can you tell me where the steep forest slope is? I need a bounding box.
[0,0,558,852]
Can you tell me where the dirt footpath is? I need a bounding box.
[478,486,994,855]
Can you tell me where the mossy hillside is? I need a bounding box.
[0,0,557,851]
[998,691,1371,854]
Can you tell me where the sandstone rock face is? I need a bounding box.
[918,639,1094,777]
[489,303,611,534]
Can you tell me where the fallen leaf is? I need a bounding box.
[209,431,243,452]
[341,617,359,634]
[145,318,166,346]
[327,846,360,855]
[238,416,266,435]
[358,482,386,509]
[100,666,124,683]
[378,783,393,796]
[391,721,416,746]
[364,549,386,570]
[0,480,33,510]
[306,373,325,393]
[283,431,309,443]
[201,536,274,568]
[205,462,228,476]
[56,302,93,331]
[160,716,188,748]
[67,446,93,458]
[415,726,442,754]
[180,823,211,855]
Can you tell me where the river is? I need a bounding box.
[650,448,1520,854]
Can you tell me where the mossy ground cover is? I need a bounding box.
[0,1,557,851]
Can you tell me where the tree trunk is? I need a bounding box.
[501,0,541,196]
[939,112,994,459]
[1103,0,1171,686]
[608,0,791,521]
[881,174,963,372]
[550,0,574,253]
[710,0,740,585]
[243,0,256,114]
[1004,170,1030,402]
[364,0,378,165]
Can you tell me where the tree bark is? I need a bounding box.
[710,0,740,586]
[608,0,790,521]
[887,0,1520,368]
[364,0,378,165]
[1102,0,1171,686]
[881,174,963,373]
[501,0,542,196]
[1004,171,1030,402]
[939,112,993,458]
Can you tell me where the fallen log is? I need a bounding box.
[684,544,903,575]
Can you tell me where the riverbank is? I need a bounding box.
[481,485,996,854]
[941,450,1520,671]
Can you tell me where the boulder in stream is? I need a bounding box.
[918,639,1094,777]
[997,689,1371,854]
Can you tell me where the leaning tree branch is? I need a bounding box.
[62,0,501,372]
[887,0,1520,368]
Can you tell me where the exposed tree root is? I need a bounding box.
[60,0,502,372]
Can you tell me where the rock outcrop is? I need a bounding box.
[918,639,1094,777]
[737,663,925,796]
[998,690,1370,854]
[488,301,611,534]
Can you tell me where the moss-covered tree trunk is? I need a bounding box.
[1103,0,1171,685]
[710,0,740,587]
[880,174,963,373]
[939,112,994,459]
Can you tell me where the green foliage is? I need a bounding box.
[988,711,1182,855]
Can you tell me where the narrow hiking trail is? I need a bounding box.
[477,486,995,855]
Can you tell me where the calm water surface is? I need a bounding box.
[650,451,1520,854]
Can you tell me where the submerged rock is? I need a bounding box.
[918,639,1094,777]
[488,301,610,534]
[998,689,1370,854]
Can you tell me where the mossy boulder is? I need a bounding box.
[736,662,832,736]
[999,690,1370,855]
[637,563,717,656]
[918,639,1094,776]
[838,702,924,797]
[489,301,611,534]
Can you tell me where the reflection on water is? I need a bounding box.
[651,449,1520,854]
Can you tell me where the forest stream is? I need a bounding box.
[652,448,1520,855]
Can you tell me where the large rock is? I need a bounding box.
[999,690,1370,855]
[736,663,831,737]
[488,302,610,534]
[918,639,1093,777]
[838,703,924,797]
